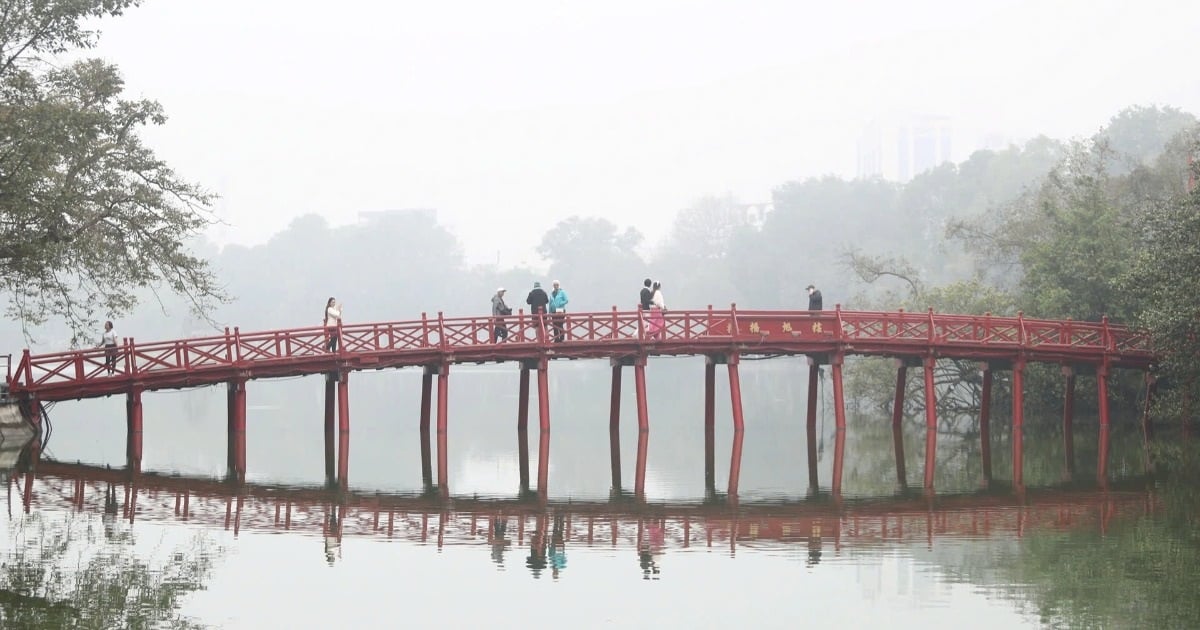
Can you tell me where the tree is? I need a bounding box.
[0,1,224,343]
[654,194,750,308]
[536,216,646,311]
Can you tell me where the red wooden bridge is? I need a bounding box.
[4,306,1156,491]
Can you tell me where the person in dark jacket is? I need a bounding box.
[639,278,653,310]
[806,284,823,311]
[526,281,550,338]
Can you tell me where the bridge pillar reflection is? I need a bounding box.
[1062,366,1076,476]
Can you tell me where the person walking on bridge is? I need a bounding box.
[639,278,653,311]
[549,280,569,343]
[526,281,550,338]
[648,281,666,339]
[324,297,343,351]
[806,284,823,311]
[491,288,511,342]
[96,320,118,374]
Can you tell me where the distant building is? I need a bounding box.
[857,115,954,182]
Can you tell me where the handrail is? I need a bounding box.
[6,308,1155,393]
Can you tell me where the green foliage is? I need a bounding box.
[0,0,223,343]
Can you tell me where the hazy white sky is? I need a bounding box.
[92,0,1200,266]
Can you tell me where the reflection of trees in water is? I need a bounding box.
[0,510,219,628]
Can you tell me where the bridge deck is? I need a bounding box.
[5,307,1153,402]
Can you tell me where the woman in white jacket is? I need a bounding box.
[649,282,666,339]
[324,297,343,351]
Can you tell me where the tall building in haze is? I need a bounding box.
[857,115,953,182]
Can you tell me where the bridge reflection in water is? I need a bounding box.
[11,424,1157,572]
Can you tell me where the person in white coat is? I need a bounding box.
[324,297,343,351]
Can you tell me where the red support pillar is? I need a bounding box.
[892,361,908,428]
[537,357,550,433]
[806,413,819,494]
[922,356,937,490]
[806,358,820,432]
[608,423,621,494]
[727,354,744,433]
[980,364,993,484]
[728,430,744,505]
[536,428,550,501]
[1012,359,1026,488]
[831,353,846,431]
[227,380,246,483]
[634,356,649,433]
[1097,363,1111,485]
[893,422,907,490]
[609,362,622,432]
[337,371,350,489]
[1062,366,1076,476]
[705,358,716,492]
[518,365,530,432]
[324,376,336,484]
[634,429,649,500]
[832,428,846,499]
[436,363,450,493]
[518,427,530,495]
[420,368,433,489]
[127,387,143,474]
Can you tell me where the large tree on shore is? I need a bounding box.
[0,1,224,342]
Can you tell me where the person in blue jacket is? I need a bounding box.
[548,280,569,342]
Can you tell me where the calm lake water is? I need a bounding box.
[2,358,1190,628]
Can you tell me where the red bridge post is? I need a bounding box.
[337,371,350,490]
[704,357,716,491]
[634,355,649,433]
[1062,366,1076,476]
[806,357,820,435]
[727,353,745,433]
[518,426,530,494]
[634,428,649,500]
[728,429,744,505]
[831,352,846,431]
[518,363,531,432]
[922,356,938,490]
[324,374,336,484]
[892,359,909,428]
[609,359,623,492]
[126,387,143,474]
[537,357,550,433]
[537,427,550,501]
[1012,358,1026,488]
[979,363,993,484]
[893,421,907,490]
[832,427,846,499]
[436,362,450,495]
[226,379,246,483]
[419,367,433,489]
[1097,361,1111,485]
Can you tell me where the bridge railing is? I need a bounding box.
[6,308,1154,392]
